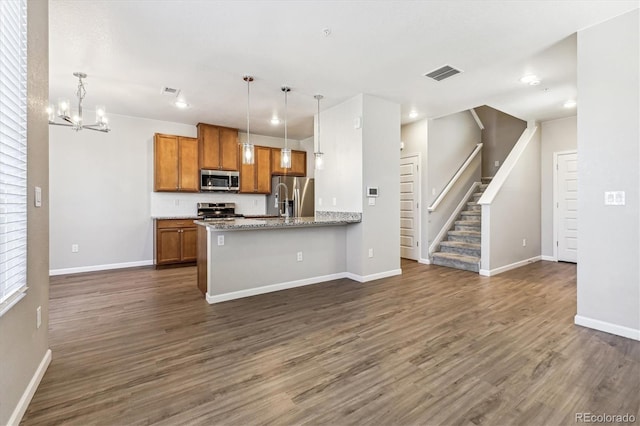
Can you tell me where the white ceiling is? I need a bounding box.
[49,1,638,139]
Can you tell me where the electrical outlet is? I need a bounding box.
[332,197,337,206]
[297,251,303,262]
[217,235,225,246]
[36,306,41,329]
[71,244,79,253]
[318,198,323,206]
[432,188,436,196]
[254,199,258,206]
[174,199,180,206]
[368,248,374,258]
[368,197,375,206]
[522,238,527,247]
[495,160,500,167]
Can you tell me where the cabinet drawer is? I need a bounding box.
[156,219,197,229]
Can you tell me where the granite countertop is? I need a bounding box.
[152,215,199,220]
[195,215,361,231]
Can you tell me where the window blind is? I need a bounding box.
[0,0,28,313]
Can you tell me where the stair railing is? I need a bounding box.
[428,143,483,212]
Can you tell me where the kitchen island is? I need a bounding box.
[196,213,361,303]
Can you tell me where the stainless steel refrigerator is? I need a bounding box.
[267,177,315,218]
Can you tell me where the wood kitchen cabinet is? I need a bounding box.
[154,134,199,192]
[239,145,272,194]
[197,123,239,171]
[155,219,198,266]
[271,148,307,176]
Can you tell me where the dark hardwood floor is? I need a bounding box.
[22,260,639,425]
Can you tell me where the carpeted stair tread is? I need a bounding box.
[432,252,480,272]
[448,230,481,237]
[440,241,481,250]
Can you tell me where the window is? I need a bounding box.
[0,0,28,316]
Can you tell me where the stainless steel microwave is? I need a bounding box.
[200,170,240,192]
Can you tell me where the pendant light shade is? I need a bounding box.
[242,75,255,165]
[314,94,324,170]
[281,86,291,169]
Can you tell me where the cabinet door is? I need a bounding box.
[290,150,307,176]
[154,134,179,191]
[255,146,272,193]
[181,227,198,262]
[239,145,256,193]
[178,137,199,192]
[219,127,239,171]
[156,228,181,264]
[271,147,285,175]
[198,123,221,169]
[271,148,306,176]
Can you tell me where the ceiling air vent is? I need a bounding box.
[161,86,180,96]
[424,65,462,81]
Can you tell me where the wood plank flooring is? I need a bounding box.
[22,260,640,425]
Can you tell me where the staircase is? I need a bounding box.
[431,179,491,273]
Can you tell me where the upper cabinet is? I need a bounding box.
[239,145,272,194]
[154,134,199,192]
[197,123,239,171]
[271,148,307,176]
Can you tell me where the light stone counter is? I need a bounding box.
[195,213,360,231]
[195,212,361,304]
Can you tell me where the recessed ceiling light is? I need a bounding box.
[271,117,280,125]
[520,74,541,85]
[409,111,418,119]
[174,100,189,109]
[563,100,577,108]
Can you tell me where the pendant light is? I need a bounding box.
[280,86,292,169]
[47,72,110,132]
[242,75,255,165]
[314,94,324,170]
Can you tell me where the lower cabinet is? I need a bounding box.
[155,219,198,266]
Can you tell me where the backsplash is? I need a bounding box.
[150,192,267,217]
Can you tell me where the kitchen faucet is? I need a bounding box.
[274,182,290,218]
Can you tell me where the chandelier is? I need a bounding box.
[47,72,110,133]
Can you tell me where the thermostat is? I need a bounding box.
[367,186,379,197]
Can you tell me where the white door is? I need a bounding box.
[556,152,578,262]
[400,155,420,260]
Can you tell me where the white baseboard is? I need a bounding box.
[575,315,640,341]
[50,260,154,276]
[479,256,542,276]
[418,257,431,265]
[8,349,51,426]
[541,255,557,262]
[206,272,349,304]
[345,268,402,283]
[205,268,403,304]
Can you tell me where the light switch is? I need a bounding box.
[217,235,225,246]
[34,186,42,207]
[604,191,625,206]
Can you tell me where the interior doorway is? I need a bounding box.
[554,150,578,262]
[400,154,421,260]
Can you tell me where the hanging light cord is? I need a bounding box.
[246,78,250,145]
[284,88,288,150]
[316,96,321,152]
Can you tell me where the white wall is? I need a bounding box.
[314,95,363,213]
[576,9,639,339]
[50,113,298,273]
[426,111,481,252]
[480,127,541,274]
[540,116,577,258]
[347,94,401,278]
[0,1,50,424]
